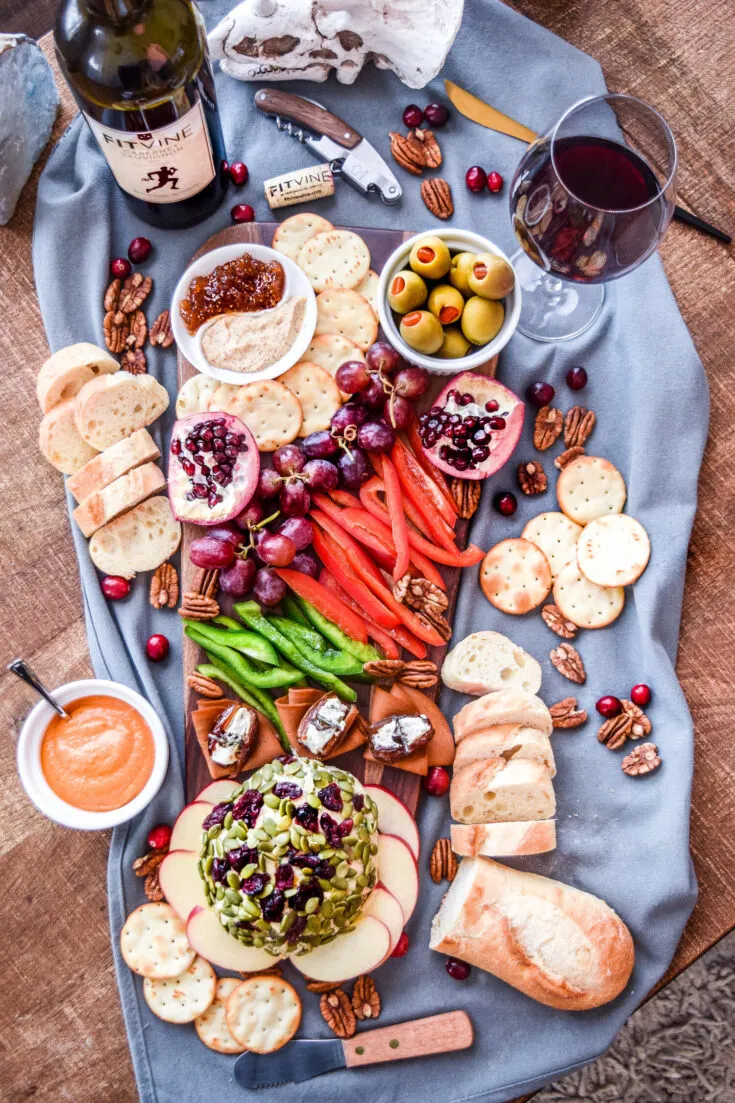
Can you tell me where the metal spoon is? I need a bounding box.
[8,659,70,719]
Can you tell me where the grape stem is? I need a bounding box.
[236,508,281,559]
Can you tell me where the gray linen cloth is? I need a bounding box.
[33,2,707,1099]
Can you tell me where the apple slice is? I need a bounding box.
[159,849,208,921]
[196,778,240,804]
[170,801,211,852]
[187,905,280,972]
[362,883,404,952]
[365,785,420,859]
[289,915,391,983]
[377,834,419,924]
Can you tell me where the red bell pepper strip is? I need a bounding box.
[319,570,427,660]
[360,478,484,568]
[328,488,362,509]
[311,526,400,629]
[382,455,410,581]
[273,569,367,643]
[406,418,459,516]
[311,494,395,572]
[392,436,457,528]
[340,507,446,591]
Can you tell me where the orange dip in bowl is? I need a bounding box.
[40,695,155,813]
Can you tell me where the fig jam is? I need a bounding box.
[180,253,285,333]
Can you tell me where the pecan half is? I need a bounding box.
[597,713,632,750]
[121,349,147,375]
[412,127,442,168]
[188,673,224,699]
[178,593,220,621]
[533,406,563,451]
[352,975,381,1021]
[306,979,341,994]
[103,310,130,354]
[450,477,481,519]
[541,604,577,640]
[517,459,547,495]
[421,178,454,220]
[149,309,174,348]
[622,741,661,776]
[430,837,457,884]
[133,847,168,902]
[550,697,588,729]
[191,567,220,598]
[150,563,179,609]
[127,309,147,349]
[555,446,585,470]
[550,642,586,684]
[621,698,652,739]
[394,574,451,638]
[389,130,425,175]
[363,659,438,689]
[564,406,596,448]
[104,278,122,313]
[239,963,283,979]
[119,272,153,314]
[320,988,356,1038]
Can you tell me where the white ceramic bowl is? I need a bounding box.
[17,679,169,831]
[170,243,317,385]
[377,229,521,374]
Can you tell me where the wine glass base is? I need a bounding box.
[512,251,605,342]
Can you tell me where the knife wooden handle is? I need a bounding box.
[254,89,362,149]
[343,1011,473,1068]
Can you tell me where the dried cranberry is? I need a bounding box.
[319,811,343,848]
[290,881,323,912]
[273,781,302,800]
[294,803,319,832]
[339,818,354,838]
[290,852,318,870]
[231,789,263,827]
[211,858,230,883]
[202,802,230,830]
[352,792,364,812]
[275,864,295,890]
[227,845,258,872]
[240,872,268,896]
[318,782,343,812]
[311,860,335,880]
[261,888,285,922]
[275,754,295,764]
[286,915,307,944]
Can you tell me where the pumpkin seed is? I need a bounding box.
[284,760,301,775]
[261,764,273,782]
[370,842,379,855]
[259,839,275,853]
[264,819,279,837]
[225,888,241,905]
[353,811,364,827]
[331,889,347,902]
[207,825,222,840]
[308,833,326,850]
[318,848,335,860]
[321,899,334,919]
[356,873,367,888]
[274,831,291,847]
[333,914,347,928]
[272,760,284,774]
[306,793,321,809]
[234,823,249,840]
[317,878,333,891]
[242,896,261,917]
[332,876,348,890]
[304,896,320,915]
[342,801,353,819]
[255,918,271,932]
[253,937,265,948]
[264,792,280,810]
[240,862,257,880]
[226,871,241,890]
[336,861,349,878]
[284,887,299,898]
[281,911,297,933]
[306,913,321,931]
[204,855,214,874]
[215,885,225,900]
[290,826,304,850]
[221,904,237,917]
[341,835,358,847]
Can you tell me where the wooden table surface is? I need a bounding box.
[1,5,733,1100]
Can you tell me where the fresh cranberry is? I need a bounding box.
[147,823,172,850]
[146,633,170,662]
[566,365,588,391]
[220,159,229,176]
[596,695,622,718]
[402,104,424,128]
[101,575,130,601]
[424,102,449,128]
[231,203,255,223]
[465,165,487,193]
[486,171,504,193]
[110,257,131,279]
[423,766,450,797]
[526,381,555,407]
[229,161,249,186]
[445,957,471,980]
[128,236,152,264]
[630,683,652,707]
[391,932,410,958]
[493,491,517,517]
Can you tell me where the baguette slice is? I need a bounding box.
[442,631,542,697]
[453,690,553,742]
[430,856,634,1010]
[39,398,99,475]
[89,496,181,579]
[451,821,556,858]
[37,342,118,414]
[73,461,166,538]
[450,758,555,824]
[74,372,169,451]
[68,429,161,503]
[454,725,556,776]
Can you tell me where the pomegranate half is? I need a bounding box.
[417,371,524,480]
[168,411,259,525]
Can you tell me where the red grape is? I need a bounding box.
[383,394,413,430]
[337,447,370,488]
[303,431,339,459]
[303,458,339,490]
[190,535,235,569]
[358,377,387,407]
[205,522,242,547]
[254,568,286,606]
[277,517,313,550]
[330,403,369,434]
[235,499,265,530]
[273,444,304,475]
[256,531,297,567]
[280,480,310,516]
[394,366,429,399]
[258,467,282,499]
[335,360,371,394]
[291,550,320,578]
[366,341,401,375]
[357,420,396,453]
[219,557,256,596]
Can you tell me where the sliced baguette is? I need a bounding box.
[451,821,556,858]
[430,856,634,1010]
[453,690,553,742]
[73,462,166,537]
[74,372,169,451]
[454,725,556,777]
[450,758,556,824]
[442,631,542,697]
[67,428,160,503]
[37,342,118,414]
[39,398,99,475]
[88,496,181,579]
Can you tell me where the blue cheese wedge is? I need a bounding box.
[297,693,357,759]
[208,704,258,769]
[368,713,434,763]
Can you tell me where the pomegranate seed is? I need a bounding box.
[445,957,471,980]
[146,633,170,662]
[526,381,555,407]
[488,416,506,430]
[101,575,130,600]
[596,695,622,718]
[465,165,487,193]
[485,399,499,412]
[630,683,652,707]
[493,491,517,516]
[424,103,449,128]
[147,823,172,850]
[423,766,450,797]
[229,161,249,186]
[391,932,410,958]
[231,203,255,223]
[566,365,588,391]
[486,171,504,193]
[110,257,131,279]
[402,104,424,128]
[128,236,152,264]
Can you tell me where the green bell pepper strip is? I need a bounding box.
[269,616,364,677]
[289,593,382,665]
[269,615,326,653]
[213,614,243,631]
[196,661,290,752]
[184,625,303,690]
[233,602,357,702]
[281,593,310,627]
[187,617,280,666]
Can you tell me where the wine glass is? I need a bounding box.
[509,93,677,342]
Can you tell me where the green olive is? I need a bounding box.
[387,270,427,313]
[408,236,451,280]
[461,296,505,345]
[467,253,516,299]
[436,326,472,359]
[449,251,476,295]
[400,310,444,355]
[427,284,465,326]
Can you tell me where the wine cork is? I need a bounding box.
[264,165,335,210]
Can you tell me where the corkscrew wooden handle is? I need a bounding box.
[254,89,362,149]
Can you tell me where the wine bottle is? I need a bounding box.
[55,0,229,229]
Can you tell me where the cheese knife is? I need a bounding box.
[444,79,731,244]
[234,1010,473,1087]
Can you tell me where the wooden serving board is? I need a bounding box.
[178,221,496,812]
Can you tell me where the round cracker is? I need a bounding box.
[120,902,195,980]
[225,379,302,451]
[272,212,333,263]
[315,289,378,352]
[522,511,583,579]
[305,333,366,400]
[480,538,552,615]
[195,977,245,1054]
[297,230,370,293]
[557,454,627,525]
[176,374,220,419]
[226,976,302,1054]
[577,513,651,587]
[208,382,241,413]
[354,268,380,311]
[279,361,341,436]
[553,559,625,629]
[143,954,216,1024]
